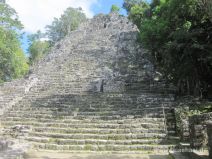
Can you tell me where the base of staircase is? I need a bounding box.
[23,150,171,159]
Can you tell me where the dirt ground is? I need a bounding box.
[23,151,172,159]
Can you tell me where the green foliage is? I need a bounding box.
[123,0,146,12]
[110,5,120,13]
[0,1,28,82]
[84,144,92,151]
[28,40,50,64]
[129,3,150,28]
[123,0,150,28]
[0,1,23,30]
[0,27,29,82]
[198,0,212,21]
[46,7,86,44]
[200,105,212,113]
[191,103,212,114]
[124,0,212,97]
[175,103,212,125]
[28,30,50,64]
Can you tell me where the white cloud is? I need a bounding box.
[7,0,98,33]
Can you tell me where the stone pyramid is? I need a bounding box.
[0,13,177,154]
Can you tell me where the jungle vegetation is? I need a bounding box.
[123,0,212,98]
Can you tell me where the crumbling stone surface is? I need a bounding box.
[175,107,190,142]
[189,113,212,149]
[29,12,174,95]
[0,139,29,159]
[0,139,9,151]
[0,13,174,108]
[0,75,38,116]
[207,122,212,158]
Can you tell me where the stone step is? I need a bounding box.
[25,137,163,145]
[23,92,174,97]
[23,96,173,101]
[27,132,166,140]
[23,100,173,106]
[7,106,167,112]
[16,100,173,106]
[2,121,164,129]
[31,127,165,134]
[20,95,174,102]
[9,105,173,113]
[32,143,171,151]
[18,95,162,102]
[3,113,165,120]
[19,93,173,99]
[7,108,167,114]
[2,117,165,124]
[5,110,166,118]
[11,105,172,112]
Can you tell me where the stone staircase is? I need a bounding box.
[0,13,178,154]
[1,92,176,153]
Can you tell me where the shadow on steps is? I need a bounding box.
[171,151,209,159]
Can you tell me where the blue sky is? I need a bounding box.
[91,0,126,16]
[8,0,126,55]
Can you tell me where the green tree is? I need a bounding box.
[200,0,212,21]
[46,7,86,44]
[124,0,212,97]
[110,5,120,13]
[0,27,29,82]
[0,1,23,30]
[28,30,45,42]
[0,1,28,82]
[28,30,50,64]
[28,40,50,64]
[123,0,145,12]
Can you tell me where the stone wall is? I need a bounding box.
[174,107,190,142]
[207,122,212,158]
[189,112,212,149]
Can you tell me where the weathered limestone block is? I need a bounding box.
[207,122,212,158]
[175,107,190,142]
[189,112,212,149]
[0,140,9,151]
